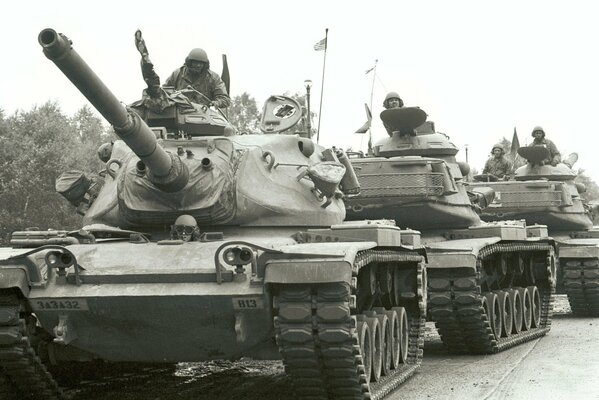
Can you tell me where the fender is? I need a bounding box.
[265,258,352,284]
[0,267,30,296]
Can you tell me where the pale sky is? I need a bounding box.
[3,0,599,181]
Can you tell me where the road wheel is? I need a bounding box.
[509,289,523,334]
[365,317,382,382]
[485,292,502,339]
[527,286,541,328]
[356,319,372,384]
[518,287,532,331]
[494,290,512,337]
[392,307,409,364]
[375,313,391,376]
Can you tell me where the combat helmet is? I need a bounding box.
[531,125,545,138]
[383,91,404,109]
[185,48,210,70]
[171,214,200,242]
[491,143,504,155]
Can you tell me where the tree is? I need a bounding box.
[575,169,599,202]
[283,91,316,137]
[228,92,260,134]
[0,102,111,243]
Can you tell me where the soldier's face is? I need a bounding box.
[533,131,544,140]
[388,98,402,108]
[493,149,502,157]
[187,60,205,75]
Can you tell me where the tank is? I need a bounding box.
[0,29,427,399]
[345,107,558,354]
[470,145,599,317]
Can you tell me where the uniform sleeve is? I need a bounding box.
[210,73,231,108]
[164,69,179,88]
[548,141,561,165]
[482,159,491,174]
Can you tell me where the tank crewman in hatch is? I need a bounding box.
[164,48,231,108]
[383,91,404,110]
[531,126,561,166]
[382,91,404,135]
[482,143,512,179]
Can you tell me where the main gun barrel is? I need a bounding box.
[38,28,188,192]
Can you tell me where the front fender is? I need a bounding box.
[264,258,352,284]
[0,267,30,296]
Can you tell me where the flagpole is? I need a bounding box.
[316,28,328,144]
[367,59,378,154]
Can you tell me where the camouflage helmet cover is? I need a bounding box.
[531,125,545,138]
[491,143,504,154]
[383,91,403,108]
[186,48,209,64]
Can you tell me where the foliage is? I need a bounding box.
[575,169,599,201]
[283,91,316,137]
[0,102,113,244]
[227,92,261,134]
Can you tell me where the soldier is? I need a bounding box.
[382,91,405,135]
[482,144,512,179]
[383,91,404,110]
[164,48,231,108]
[531,126,561,166]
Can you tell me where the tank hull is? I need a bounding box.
[1,224,428,399]
[470,180,599,316]
[30,283,275,362]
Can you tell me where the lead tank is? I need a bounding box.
[470,145,599,316]
[0,29,427,399]
[346,107,557,354]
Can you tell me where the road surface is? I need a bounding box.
[62,296,598,400]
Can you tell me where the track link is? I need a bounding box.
[273,250,425,400]
[562,258,599,317]
[428,243,555,354]
[0,291,66,400]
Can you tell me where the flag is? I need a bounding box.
[355,104,372,134]
[366,60,378,74]
[510,127,520,156]
[313,37,327,51]
[221,54,230,95]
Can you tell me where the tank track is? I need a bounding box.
[428,243,555,354]
[0,291,66,399]
[273,250,425,400]
[562,258,599,317]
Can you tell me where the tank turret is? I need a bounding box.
[39,28,188,193]
[347,106,479,229]
[39,28,349,229]
[512,145,577,181]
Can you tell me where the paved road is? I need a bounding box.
[61,296,599,399]
[396,315,599,400]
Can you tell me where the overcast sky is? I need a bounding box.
[3,0,599,180]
